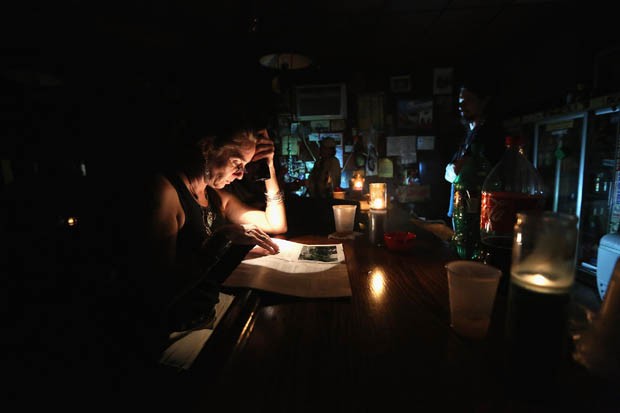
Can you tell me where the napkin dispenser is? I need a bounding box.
[597,232,620,300]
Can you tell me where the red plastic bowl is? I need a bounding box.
[383,231,416,252]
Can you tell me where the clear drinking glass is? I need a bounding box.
[505,211,578,396]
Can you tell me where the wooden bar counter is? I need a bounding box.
[150,209,617,412]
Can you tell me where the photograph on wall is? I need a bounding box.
[386,135,417,165]
[366,143,378,176]
[396,99,433,131]
[433,67,454,95]
[416,136,435,151]
[310,120,330,131]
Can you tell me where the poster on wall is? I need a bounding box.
[396,99,433,131]
[366,143,378,176]
[387,136,417,165]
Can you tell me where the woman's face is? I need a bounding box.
[206,144,256,189]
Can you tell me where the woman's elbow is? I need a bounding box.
[271,222,287,234]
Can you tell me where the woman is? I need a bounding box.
[134,123,287,361]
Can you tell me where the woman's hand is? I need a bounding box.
[215,223,279,254]
[252,128,275,165]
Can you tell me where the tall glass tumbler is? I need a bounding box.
[505,211,578,397]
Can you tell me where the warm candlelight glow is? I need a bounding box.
[369,183,387,210]
[369,268,385,297]
[351,171,365,191]
[530,274,550,286]
[371,198,385,209]
[67,217,77,226]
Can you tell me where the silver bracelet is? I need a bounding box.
[265,190,285,204]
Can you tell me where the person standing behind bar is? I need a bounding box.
[127,117,287,366]
[306,137,341,198]
[444,74,505,226]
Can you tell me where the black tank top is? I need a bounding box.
[163,173,226,332]
[164,173,224,258]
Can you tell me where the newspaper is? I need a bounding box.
[222,238,352,298]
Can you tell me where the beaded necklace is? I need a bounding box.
[188,176,214,237]
[200,205,214,237]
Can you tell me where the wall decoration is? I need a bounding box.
[396,99,433,131]
[433,67,454,95]
[390,75,411,93]
[416,136,435,151]
[366,143,378,176]
[386,135,417,165]
[310,120,330,131]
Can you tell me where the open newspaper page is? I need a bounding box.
[222,238,351,297]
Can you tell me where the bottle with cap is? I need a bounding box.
[479,135,546,290]
[451,142,491,260]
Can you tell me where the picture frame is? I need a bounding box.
[390,75,411,93]
[310,120,330,131]
[396,99,433,131]
[433,67,454,95]
[417,136,435,151]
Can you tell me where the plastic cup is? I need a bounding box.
[445,260,502,339]
[332,205,357,235]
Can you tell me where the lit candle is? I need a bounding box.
[351,172,365,191]
[369,183,387,210]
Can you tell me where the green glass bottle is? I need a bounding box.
[452,142,491,260]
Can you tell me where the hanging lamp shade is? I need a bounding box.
[259,53,312,70]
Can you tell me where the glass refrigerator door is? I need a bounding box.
[579,107,620,275]
[533,112,587,217]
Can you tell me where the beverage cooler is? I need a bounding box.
[532,106,620,280]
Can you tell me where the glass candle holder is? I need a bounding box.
[351,173,365,191]
[369,183,387,210]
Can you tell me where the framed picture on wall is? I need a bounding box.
[433,67,454,95]
[396,99,433,131]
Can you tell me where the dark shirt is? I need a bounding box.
[161,173,228,333]
[164,173,225,256]
[448,119,505,218]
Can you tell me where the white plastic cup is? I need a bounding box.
[445,260,502,339]
[332,204,357,235]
